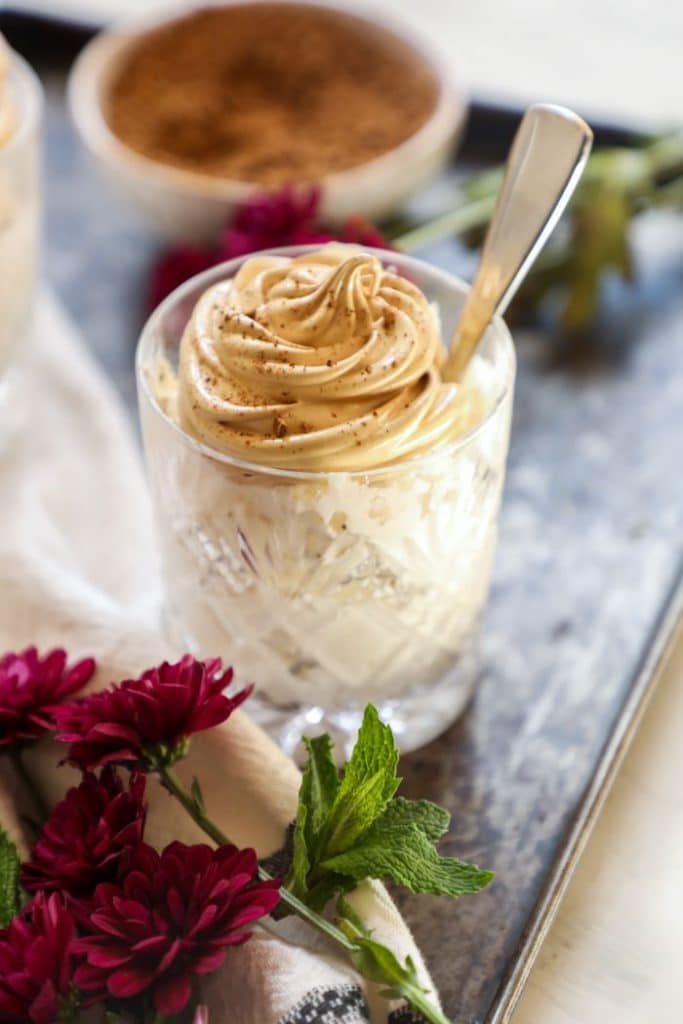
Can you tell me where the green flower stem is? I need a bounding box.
[8,747,49,825]
[390,133,683,259]
[158,765,450,1024]
[391,193,495,253]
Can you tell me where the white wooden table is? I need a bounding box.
[512,622,683,1022]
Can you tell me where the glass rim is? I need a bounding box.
[135,244,516,481]
[2,49,43,158]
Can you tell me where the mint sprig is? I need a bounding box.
[159,703,491,1024]
[0,827,22,926]
[289,705,493,906]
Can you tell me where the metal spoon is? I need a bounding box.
[443,103,593,381]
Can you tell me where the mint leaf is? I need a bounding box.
[301,735,339,860]
[374,797,450,843]
[337,705,398,803]
[305,871,355,914]
[291,735,339,897]
[0,827,21,926]
[325,706,399,856]
[291,793,311,897]
[326,768,396,857]
[322,822,494,897]
[290,704,492,918]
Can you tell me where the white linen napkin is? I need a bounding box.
[0,292,439,1024]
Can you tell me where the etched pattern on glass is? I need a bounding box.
[142,388,511,720]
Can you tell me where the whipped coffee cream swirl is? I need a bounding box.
[176,245,491,471]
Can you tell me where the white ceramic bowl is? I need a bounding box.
[68,0,466,242]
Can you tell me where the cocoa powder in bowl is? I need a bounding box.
[105,3,440,186]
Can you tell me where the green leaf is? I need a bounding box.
[290,735,339,897]
[374,797,450,843]
[337,896,424,995]
[337,898,450,1024]
[337,706,398,804]
[291,798,310,898]
[351,941,450,1023]
[305,871,355,914]
[325,706,399,856]
[326,768,398,857]
[0,828,21,926]
[288,705,490,924]
[301,735,339,859]
[322,822,494,898]
[352,938,424,999]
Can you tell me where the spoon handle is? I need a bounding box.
[444,103,593,380]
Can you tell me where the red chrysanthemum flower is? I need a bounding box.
[0,892,77,1024]
[148,186,331,309]
[21,768,146,900]
[54,655,251,770]
[149,185,392,307]
[0,646,95,748]
[220,184,334,259]
[74,842,281,1016]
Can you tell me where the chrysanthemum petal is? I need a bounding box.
[76,840,280,1013]
[54,656,247,768]
[155,972,192,1015]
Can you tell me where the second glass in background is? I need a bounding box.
[0,42,41,386]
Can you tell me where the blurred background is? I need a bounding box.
[5,0,683,124]
[3,0,682,415]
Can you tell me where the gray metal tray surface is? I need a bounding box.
[30,61,683,1024]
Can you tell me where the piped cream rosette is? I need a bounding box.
[174,245,491,472]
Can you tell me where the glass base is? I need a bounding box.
[246,659,479,762]
[163,604,482,761]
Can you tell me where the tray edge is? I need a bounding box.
[487,563,683,1024]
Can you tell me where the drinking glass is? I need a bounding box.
[136,246,515,754]
[0,46,41,390]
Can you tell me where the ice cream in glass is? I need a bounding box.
[137,245,515,753]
